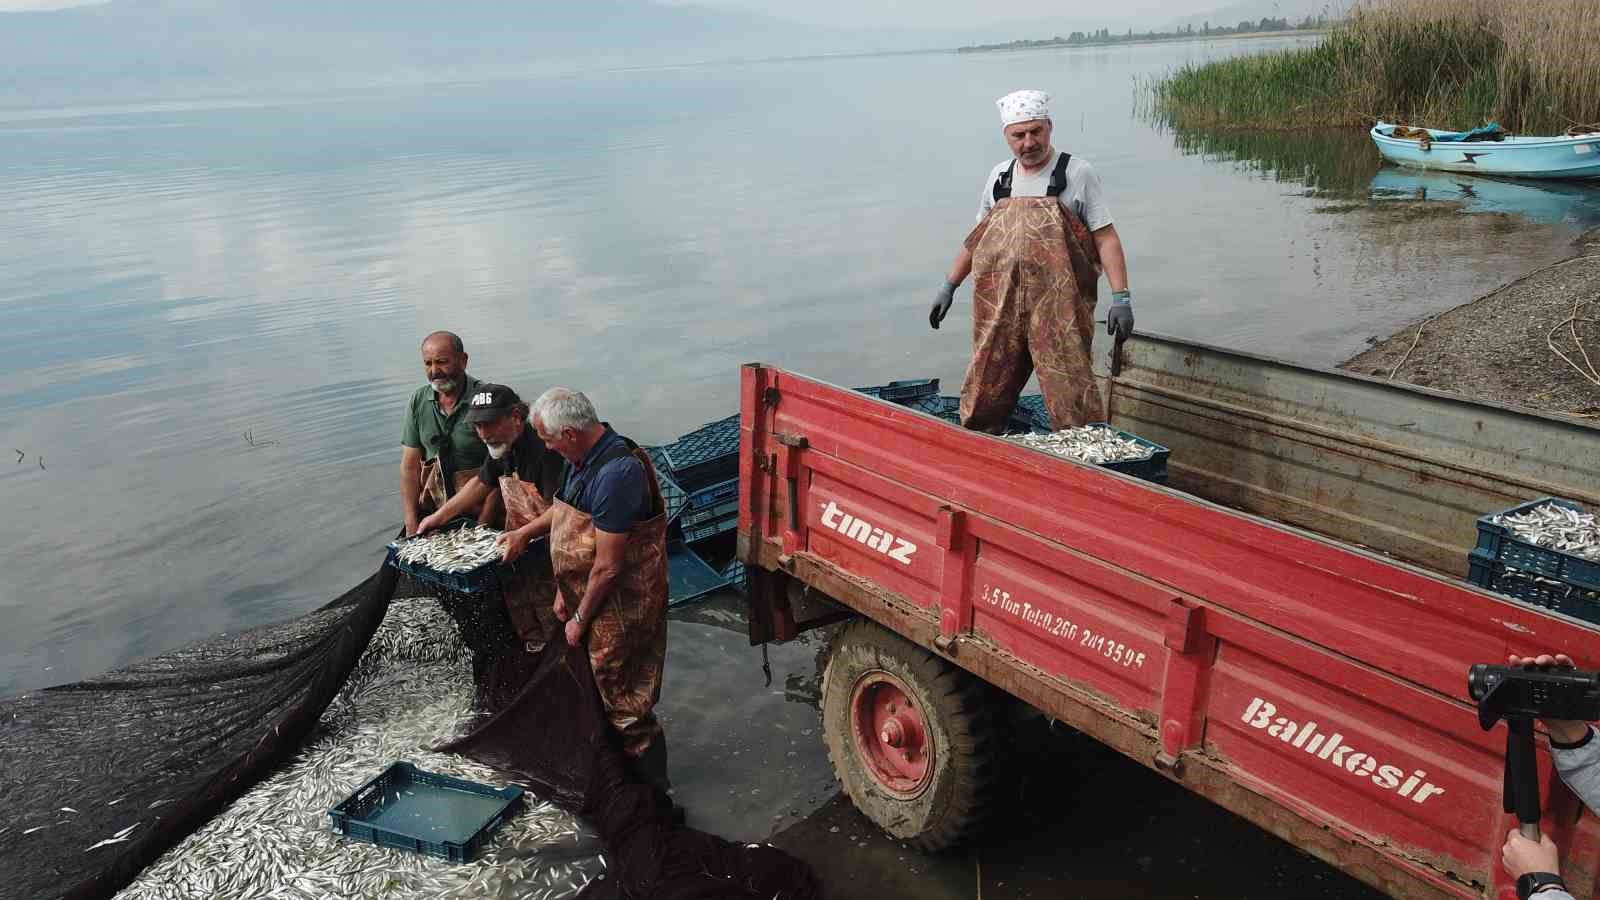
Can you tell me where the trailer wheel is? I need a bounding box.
[820,620,997,851]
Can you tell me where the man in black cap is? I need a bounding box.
[418,384,566,666]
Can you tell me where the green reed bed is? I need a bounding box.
[1146,0,1600,133]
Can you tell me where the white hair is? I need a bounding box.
[534,387,599,433]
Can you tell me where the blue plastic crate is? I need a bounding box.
[667,540,732,606]
[722,559,748,591]
[1083,422,1170,485]
[385,519,505,595]
[660,414,741,491]
[656,467,688,525]
[683,511,739,544]
[682,496,740,530]
[855,378,940,404]
[1474,498,1600,589]
[911,395,1040,435]
[329,762,523,863]
[685,477,739,512]
[1467,550,1600,626]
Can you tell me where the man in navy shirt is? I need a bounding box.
[498,387,671,794]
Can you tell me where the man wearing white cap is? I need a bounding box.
[929,89,1134,432]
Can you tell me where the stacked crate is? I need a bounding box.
[1467,497,1600,626]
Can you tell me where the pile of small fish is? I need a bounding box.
[114,597,601,900]
[1493,502,1600,562]
[391,525,505,574]
[1008,425,1153,465]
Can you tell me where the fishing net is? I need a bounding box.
[1,557,821,900]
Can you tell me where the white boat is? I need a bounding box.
[1371,121,1600,179]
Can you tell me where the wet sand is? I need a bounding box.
[1341,228,1600,417]
[661,594,1383,899]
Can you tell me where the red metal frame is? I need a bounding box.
[738,363,1600,900]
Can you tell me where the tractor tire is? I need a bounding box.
[820,619,998,851]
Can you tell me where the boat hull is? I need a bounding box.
[1371,123,1600,179]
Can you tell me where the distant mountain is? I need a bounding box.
[0,0,905,97]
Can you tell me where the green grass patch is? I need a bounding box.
[1145,0,1600,134]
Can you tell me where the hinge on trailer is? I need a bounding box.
[1153,750,1184,777]
[774,433,808,449]
[757,452,776,475]
[762,387,780,407]
[933,634,959,655]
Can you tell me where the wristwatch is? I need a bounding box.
[1518,872,1567,900]
[571,610,585,626]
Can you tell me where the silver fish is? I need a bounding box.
[1008,425,1154,465]
[1494,502,1600,562]
[113,597,598,900]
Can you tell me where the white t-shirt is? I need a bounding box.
[977,151,1113,231]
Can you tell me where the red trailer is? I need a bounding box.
[735,334,1600,900]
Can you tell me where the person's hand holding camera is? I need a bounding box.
[1508,653,1593,744]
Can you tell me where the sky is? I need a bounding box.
[0,0,1313,29]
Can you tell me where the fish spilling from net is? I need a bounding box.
[1494,502,1600,562]
[113,598,601,900]
[392,525,505,573]
[1008,425,1153,465]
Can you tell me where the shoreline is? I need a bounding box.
[958,28,1326,55]
[1340,228,1600,419]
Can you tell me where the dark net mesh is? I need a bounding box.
[1,557,820,900]
[0,565,397,900]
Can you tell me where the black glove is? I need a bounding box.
[1107,290,1134,339]
[929,281,957,330]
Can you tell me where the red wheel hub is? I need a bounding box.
[849,671,932,798]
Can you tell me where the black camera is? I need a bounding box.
[1468,663,1600,729]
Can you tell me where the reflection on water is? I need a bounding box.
[1168,126,1380,196]
[1368,167,1600,228]
[1173,122,1600,227]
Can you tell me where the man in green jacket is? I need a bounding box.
[400,331,491,536]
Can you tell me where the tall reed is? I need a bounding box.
[1147,0,1600,133]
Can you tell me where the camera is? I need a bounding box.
[1468,664,1600,728]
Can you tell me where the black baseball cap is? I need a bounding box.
[463,383,522,424]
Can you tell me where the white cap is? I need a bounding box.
[997,89,1051,127]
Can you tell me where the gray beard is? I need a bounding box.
[430,377,461,394]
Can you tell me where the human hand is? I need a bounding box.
[496,528,531,564]
[1502,828,1561,879]
[929,281,956,330]
[564,616,587,648]
[1508,653,1591,743]
[553,590,570,622]
[1107,291,1134,339]
[415,512,443,535]
[404,513,422,538]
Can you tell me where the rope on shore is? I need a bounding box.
[1388,312,1439,381]
[1547,299,1600,389]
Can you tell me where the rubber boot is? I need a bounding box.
[630,736,686,824]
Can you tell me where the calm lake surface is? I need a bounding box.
[5,34,1599,700]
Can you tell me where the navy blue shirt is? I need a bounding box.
[558,427,649,534]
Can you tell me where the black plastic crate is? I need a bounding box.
[385,519,505,595]
[1467,550,1600,626]
[328,762,523,863]
[682,495,740,530]
[1474,498,1600,589]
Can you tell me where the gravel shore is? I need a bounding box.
[1341,228,1600,419]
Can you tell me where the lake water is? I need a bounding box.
[5,34,1599,698]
